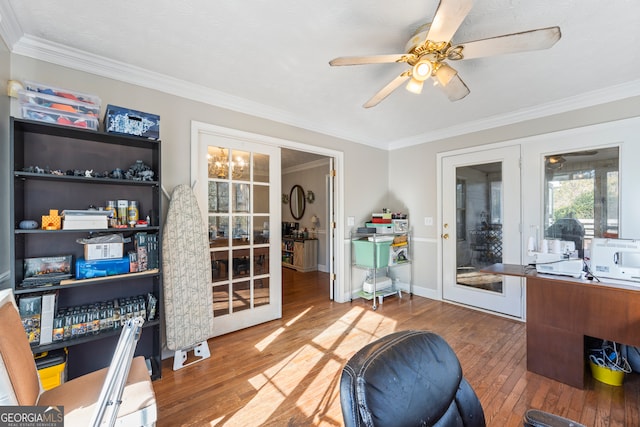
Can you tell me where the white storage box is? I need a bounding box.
[365,223,394,234]
[63,217,108,230]
[362,276,393,294]
[84,242,124,260]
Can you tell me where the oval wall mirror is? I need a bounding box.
[289,185,306,220]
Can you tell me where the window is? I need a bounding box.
[543,147,619,257]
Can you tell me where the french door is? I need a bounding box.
[193,125,282,336]
[441,146,523,318]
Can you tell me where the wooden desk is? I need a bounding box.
[483,263,640,388]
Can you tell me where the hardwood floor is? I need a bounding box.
[153,270,640,426]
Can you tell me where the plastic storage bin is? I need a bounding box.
[590,359,625,386]
[22,105,99,130]
[76,257,130,279]
[24,80,101,106]
[35,348,67,390]
[353,239,392,268]
[19,89,101,117]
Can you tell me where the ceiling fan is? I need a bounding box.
[546,150,598,169]
[329,0,561,108]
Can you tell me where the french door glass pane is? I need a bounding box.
[253,215,270,244]
[254,277,270,307]
[253,185,269,214]
[213,285,229,317]
[233,183,250,213]
[231,216,250,246]
[232,281,251,312]
[208,182,228,213]
[231,150,250,181]
[209,216,229,247]
[253,153,269,183]
[456,162,504,293]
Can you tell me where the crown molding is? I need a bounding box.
[283,158,330,175]
[387,79,640,150]
[9,34,378,148]
[0,2,22,49]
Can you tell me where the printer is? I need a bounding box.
[591,238,640,282]
[530,239,583,278]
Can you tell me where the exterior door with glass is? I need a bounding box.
[194,128,282,336]
[441,146,522,318]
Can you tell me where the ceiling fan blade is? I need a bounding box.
[426,0,474,43]
[439,73,470,101]
[329,54,409,66]
[457,27,561,60]
[363,73,410,108]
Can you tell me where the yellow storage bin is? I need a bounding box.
[589,359,625,386]
[35,348,67,390]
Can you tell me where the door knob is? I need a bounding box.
[442,233,449,239]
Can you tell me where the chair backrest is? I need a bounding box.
[340,330,485,427]
[0,289,41,406]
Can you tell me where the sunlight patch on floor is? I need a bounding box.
[224,305,398,425]
[312,308,361,350]
[295,358,343,417]
[356,306,398,336]
[254,307,312,352]
[229,344,324,425]
[254,326,285,352]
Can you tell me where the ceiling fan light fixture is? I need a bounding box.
[405,78,424,94]
[412,60,433,81]
[406,59,432,94]
[434,62,457,86]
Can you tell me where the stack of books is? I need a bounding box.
[370,212,392,224]
[62,210,109,230]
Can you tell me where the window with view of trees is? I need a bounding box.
[543,147,619,257]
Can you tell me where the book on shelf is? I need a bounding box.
[135,232,148,272]
[39,292,57,345]
[147,233,159,270]
[18,295,42,345]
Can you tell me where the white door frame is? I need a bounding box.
[190,121,347,304]
[438,144,524,319]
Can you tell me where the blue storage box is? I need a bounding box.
[76,257,130,279]
[104,104,160,140]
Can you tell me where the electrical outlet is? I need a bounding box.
[424,217,433,226]
[347,216,355,226]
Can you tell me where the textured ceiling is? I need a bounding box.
[1,0,640,150]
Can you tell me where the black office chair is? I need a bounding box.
[340,330,584,427]
[340,330,485,426]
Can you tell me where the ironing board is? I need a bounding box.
[162,184,214,369]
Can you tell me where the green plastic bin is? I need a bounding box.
[353,239,392,268]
